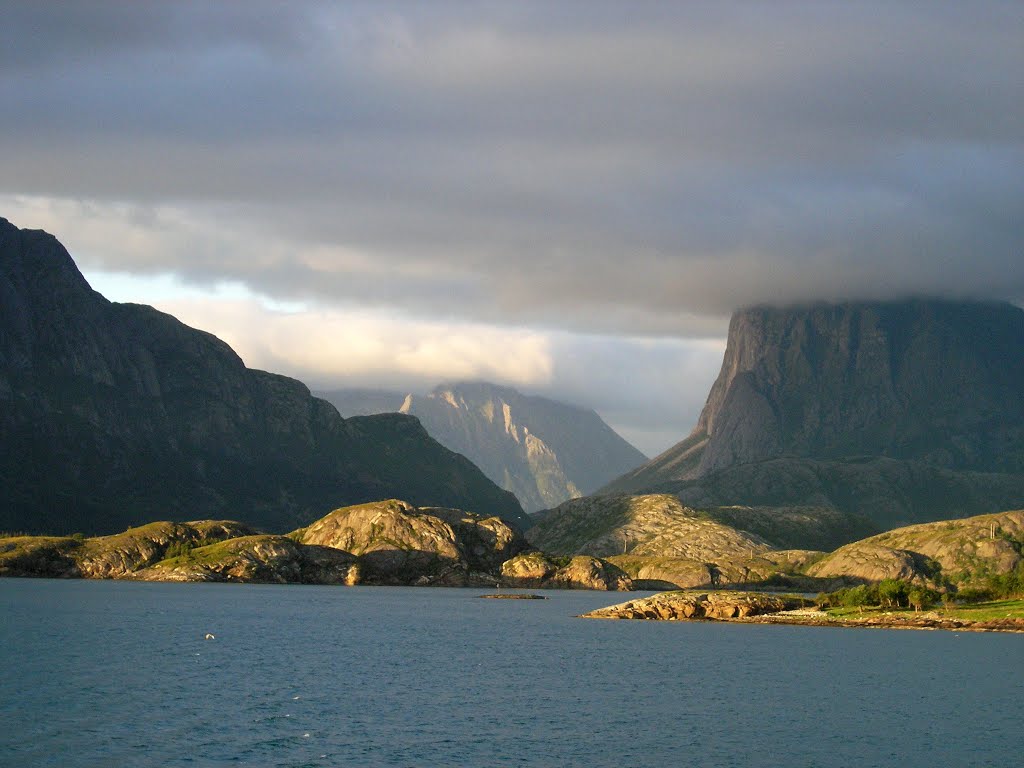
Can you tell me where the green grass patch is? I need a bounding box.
[935,599,1024,622]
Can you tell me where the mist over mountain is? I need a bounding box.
[320,382,647,513]
[0,217,526,534]
[605,299,1024,531]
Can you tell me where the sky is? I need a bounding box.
[1,1,1022,456]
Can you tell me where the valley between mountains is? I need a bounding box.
[2,216,1024,620]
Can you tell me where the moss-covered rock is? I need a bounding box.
[137,535,358,584]
[0,536,82,577]
[808,509,1024,585]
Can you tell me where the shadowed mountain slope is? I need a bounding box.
[603,300,1024,531]
[0,217,526,534]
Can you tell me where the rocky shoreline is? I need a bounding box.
[580,591,1024,633]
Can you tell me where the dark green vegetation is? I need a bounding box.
[320,381,648,513]
[0,217,526,535]
[603,300,1024,532]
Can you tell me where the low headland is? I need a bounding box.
[581,589,1024,633]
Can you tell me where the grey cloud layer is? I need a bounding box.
[2,1,1022,335]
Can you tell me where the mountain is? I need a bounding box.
[319,382,647,512]
[0,217,526,534]
[603,299,1024,530]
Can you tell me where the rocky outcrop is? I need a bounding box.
[602,300,1024,532]
[75,520,259,578]
[527,492,865,559]
[500,551,559,586]
[0,536,82,578]
[581,591,811,620]
[135,535,359,584]
[320,382,647,513]
[0,520,259,578]
[500,552,632,590]
[291,499,528,585]
[0,217,525,535]
[608,549,824,590]
[548,555,633,591]
[527,494,772,558]
[808,509,1024,585]
[525,493,864,588]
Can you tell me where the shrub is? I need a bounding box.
[955,586,995,604]
[838,585,872,607]
[164,541,194,560]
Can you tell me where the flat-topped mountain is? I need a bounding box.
[0,217,526,534]
[604,299,1024,530]
[320,381,647,513]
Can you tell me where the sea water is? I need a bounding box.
[1,579,1019,768]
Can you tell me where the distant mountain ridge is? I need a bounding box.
[0,217,526,534]
[603,299,1024,531]
[319,382,647,512]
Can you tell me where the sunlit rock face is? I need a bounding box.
[322,381,648,513]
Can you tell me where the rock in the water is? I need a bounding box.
[582,590,811,620]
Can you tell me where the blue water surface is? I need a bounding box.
[1,579,1020,768]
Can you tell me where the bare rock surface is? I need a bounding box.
[500,552,632,590]
[809,509,1024,584]
[292,498,528,584]
[582,590,811,620]
[135,535,358,584]
[527,494,771,559]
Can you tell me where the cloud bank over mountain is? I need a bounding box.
[2,1,1021,453]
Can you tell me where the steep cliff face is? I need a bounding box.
[321,382,647,513]
[0,217,525,534]
[603,300,1024,530]
[693,301,1024,475]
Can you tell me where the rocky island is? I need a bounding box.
[581,590,1024,633]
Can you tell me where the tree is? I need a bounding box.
[877,579,908,608]
[908,586,938,612]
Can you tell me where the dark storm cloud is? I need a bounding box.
[1,1,1022,335]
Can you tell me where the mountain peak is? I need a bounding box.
[321,381,647,512]
[602,297,1024,529]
